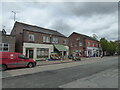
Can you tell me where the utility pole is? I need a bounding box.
[12,11,16,22]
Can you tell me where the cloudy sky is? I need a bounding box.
[1,1,118,41]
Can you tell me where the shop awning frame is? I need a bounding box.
[54,44,68,52]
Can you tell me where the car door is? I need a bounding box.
[6,53,18,68]
[17,54,28,67]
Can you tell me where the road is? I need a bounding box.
[2,57,118,88]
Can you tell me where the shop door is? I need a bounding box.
[26,49,34,59]
[29,50,34,58]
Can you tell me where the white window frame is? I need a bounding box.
[88,42,90,46]
[52,37,58,44]
[63,39,67,44]
[43,36,50,43]
[46,37,50,43]
[29,34,35,41]
[43,36,46,42]
[79,42,83,46]
[37,48,49,58]
[0,43,9,52]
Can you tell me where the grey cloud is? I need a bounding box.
[50,18,74,36]
[60,2,118,17]
[1,2,118,41]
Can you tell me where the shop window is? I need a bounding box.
[37,48,49,58]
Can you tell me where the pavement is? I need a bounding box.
[36,56,114,66]
[2,56,118,88]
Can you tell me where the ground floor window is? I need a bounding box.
[0,43,9,52]
[37,48,49,58]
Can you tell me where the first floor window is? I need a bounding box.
[88,42,90,46]
[43,36,50,43]
[79,42,83,46]
[0,43,9,51]
[29,34,35,41]
[63,39,67,44]
[43,36,46,42]
[52,37,58,43]
[37,48,49,58]
[46,37,50,43]
[71,43,73,47]
[93,43,94,47]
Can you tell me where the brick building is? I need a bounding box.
[0,29,15,52]
[68,32,101,57]
[11,21,69,60]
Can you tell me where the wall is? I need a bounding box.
[11,23,24,53]
[23,30,68,46]
[68,33,85,56]
[85,39,99,48]
[1,34,15,52]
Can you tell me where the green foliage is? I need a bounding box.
[115,40,120,55]
[100,38,117,55]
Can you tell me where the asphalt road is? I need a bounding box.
[2,57,118,88]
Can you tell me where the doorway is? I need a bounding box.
[26,48,34,58]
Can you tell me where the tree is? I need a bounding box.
[100,38,117,56]
[100,38,108,55]
[107,41,117,55]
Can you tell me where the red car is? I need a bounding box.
[0,52,36,71]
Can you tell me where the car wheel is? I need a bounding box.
[27,63,33,68]
[2,64,7,71]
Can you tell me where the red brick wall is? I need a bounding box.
[11,23,24,53]
[85,39,99,48]
[23,30,68,46]
[11,22,69,53]
[68,33,85,56]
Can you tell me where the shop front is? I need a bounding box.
[53,44,69,60]
[86,47,100,57]
[23,43,53,61]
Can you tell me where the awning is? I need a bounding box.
[54,44,67,51]
[74,50,81,52]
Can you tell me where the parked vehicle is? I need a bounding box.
[0,52,36,71]
[72,52,81,61]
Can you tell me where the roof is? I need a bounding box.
[70,32,99,42]
[0,31,15,37]
[14,21,66,37]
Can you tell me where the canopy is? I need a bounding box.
[54,44,67,51]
